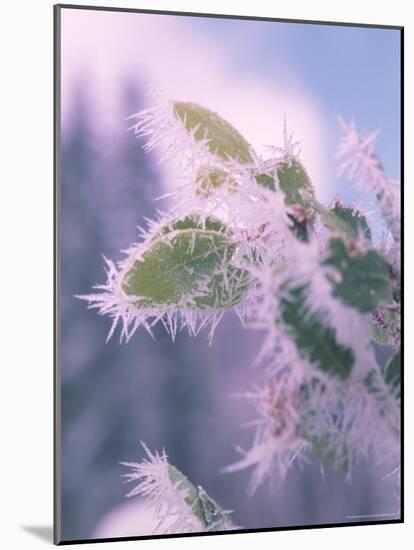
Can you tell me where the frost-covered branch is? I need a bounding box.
[77,93,400,501]
[226,233,399,490]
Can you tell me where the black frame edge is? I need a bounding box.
[399,25,404,524]
[55,3,403,30]
[54,3,62,546]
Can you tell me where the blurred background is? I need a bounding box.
[59,7,401,542]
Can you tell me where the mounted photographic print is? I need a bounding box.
[54,4,403,545]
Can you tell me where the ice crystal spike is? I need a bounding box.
[337,117,401,270]
[121,443,234,534]
[265,115,302,164]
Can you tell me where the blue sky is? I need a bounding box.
[189,16,401,210]
[190,17,401,166]
[180,14,401,237]
[63,9,401,237]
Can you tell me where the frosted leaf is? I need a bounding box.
[329,200,372,242]
[76,214,249,343]
[173,101,254,164]
[121,443,235,534]
[128,96,256,181]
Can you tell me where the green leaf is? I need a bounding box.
[167,465,229,530]
[277,160,315,207]
[330,203,372,241]
[197,487,230,530]
[255,173,276,191]
[173,102,253,164]
[384,347,401,403]
[310,199,359,241]
[280,285,355,380]
[324,238,393,313]
[167,464,202,520]
[195,167,237,197]
[123,216,248,310]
